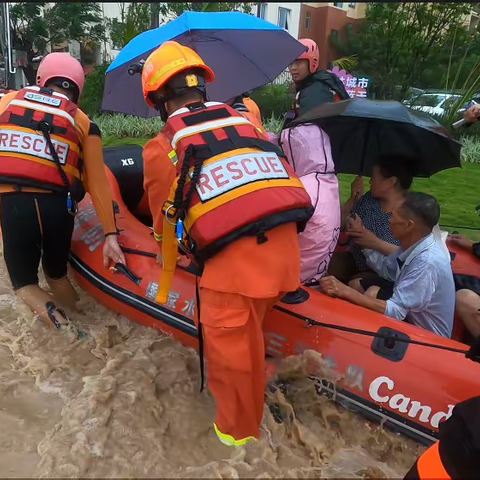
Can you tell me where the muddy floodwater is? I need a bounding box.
[0,249,424,478]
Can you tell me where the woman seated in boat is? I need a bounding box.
[321,192,455,338]
[328,156,413,290]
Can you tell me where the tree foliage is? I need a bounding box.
[106,2,253,50]
[107,3,152,50]
[159,2,252,18]
[331,2,480,100]
[10,2,105,84]
[79,62,110,117]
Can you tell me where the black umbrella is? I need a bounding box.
[289,98,462,177]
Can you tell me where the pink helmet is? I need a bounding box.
[36,53,85,102]
[298,38,319,74]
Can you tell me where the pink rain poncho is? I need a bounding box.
[272,124,341,283]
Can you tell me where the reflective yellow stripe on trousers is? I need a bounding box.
[213,423,256,447]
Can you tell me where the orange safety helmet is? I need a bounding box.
[298,38,319,74]
[142,41,215,108]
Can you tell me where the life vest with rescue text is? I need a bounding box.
[0,86,82,193]
[161,101,314,262]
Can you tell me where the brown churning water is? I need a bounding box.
[0,250,423,478]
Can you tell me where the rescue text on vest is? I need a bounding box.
[195,152,289,202]
[0,129,69,165]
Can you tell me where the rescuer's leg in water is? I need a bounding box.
[45,275,79,311]
[199,289,281,446]
[0,192,79,331]
[15,284,70,329]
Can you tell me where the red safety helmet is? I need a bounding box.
[36,53,85,103]
[298,38,319,74]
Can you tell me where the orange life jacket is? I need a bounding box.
[161,101,314,262]
[0,86,82,194]
[405,442,451,480]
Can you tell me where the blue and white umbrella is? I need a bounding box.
[102,11,306,117]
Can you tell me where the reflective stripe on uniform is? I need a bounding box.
[185,177,304,230]
[171,117,252,149]
[153,231,163,242]
[0,151,81,178]
[213,423,256,447]
[417,443,451,479]
[167,149,178,166]
[169,101,224,118]
[23,85,70,101]
[7,100,76,127]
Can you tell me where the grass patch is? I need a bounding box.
[102,135,150,148]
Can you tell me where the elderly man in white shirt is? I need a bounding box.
[320,192,455,338]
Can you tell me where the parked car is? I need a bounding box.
[405,91,480,117]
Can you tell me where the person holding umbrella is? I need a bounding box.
[141,41,313,447]
[288,38,349,120]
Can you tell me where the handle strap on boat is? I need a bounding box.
[274,305,479,364]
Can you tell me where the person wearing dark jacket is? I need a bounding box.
[288,38,349,120]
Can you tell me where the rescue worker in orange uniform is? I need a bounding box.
[0,53,125,331]
[141,41,313,446]
[404,395,480,479]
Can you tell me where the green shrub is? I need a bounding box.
[460,135,480,163]
[250,83,292,119]
[263,115,284,135]
[94,113,164,138]
[80,63,111,117]
[94,111,286,139]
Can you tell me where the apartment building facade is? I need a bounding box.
[255,2,366,69]
[299,3,367,69]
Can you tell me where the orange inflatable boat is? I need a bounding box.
[70,145,480,446]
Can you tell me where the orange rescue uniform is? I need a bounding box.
[0,91,117,234]
[143,128,301,445]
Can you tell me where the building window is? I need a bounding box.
[278,7,291,31]
[257,3,267,20]
[305,11,311,30]
[349,2,356,7]
[333,2,344,7]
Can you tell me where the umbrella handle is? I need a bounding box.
[453,117,479,129]
[350,192,359,218]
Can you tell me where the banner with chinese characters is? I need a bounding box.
[328,66,372,99]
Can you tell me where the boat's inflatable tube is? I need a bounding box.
[70,146,480,446]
